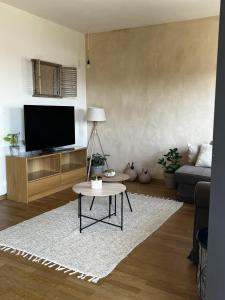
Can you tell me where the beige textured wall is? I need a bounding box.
[86,17,219,178]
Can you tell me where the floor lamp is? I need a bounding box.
[87,107,109,179]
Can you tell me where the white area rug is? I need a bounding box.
[0,193,182,283]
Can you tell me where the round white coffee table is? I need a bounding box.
[73,182,126,233]
[90,172,133,212]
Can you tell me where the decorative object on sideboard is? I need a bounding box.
[158,148,182,189]
[91,175,102,190]
[87,107,109,179]
[3,132,24,156]
[88,153,108,176]
[32,59,77,98]
[138,169,151,184]
[124,162,138,182]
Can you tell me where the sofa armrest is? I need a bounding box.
[194,181,210,208]
[189,181,210,264]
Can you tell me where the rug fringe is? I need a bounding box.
[0,244,101,284]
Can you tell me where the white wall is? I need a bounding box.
[87,17,218,178]
[0,2,87,195]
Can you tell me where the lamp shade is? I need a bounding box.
[87,107,106,122]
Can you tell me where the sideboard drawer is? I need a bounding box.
[61,168,86,185]
[28,174,61,196]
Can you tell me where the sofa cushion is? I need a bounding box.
[195,144,212,168]
[175,165,211,185]
[187,144,200,165]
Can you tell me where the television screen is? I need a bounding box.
[24,105,75,151]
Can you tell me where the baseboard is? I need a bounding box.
[125,178,165,184]
[0,194,7,201]
[151,178,164,184]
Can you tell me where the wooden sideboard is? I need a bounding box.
[6,147,87,203]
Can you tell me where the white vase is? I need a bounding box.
[124,162,137,181]
[91,179,102,189]
[138,169,151,183]
[10,145,20,156]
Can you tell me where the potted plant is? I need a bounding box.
[91,175,102,189]
[3,132,22,156]
[158,148,182,189]
[88,153,108,175]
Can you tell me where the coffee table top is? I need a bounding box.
[73,181,126,197]
[102,172,130,183]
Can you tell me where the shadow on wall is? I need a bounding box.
[21,57,33,95]
[75,108,87,145]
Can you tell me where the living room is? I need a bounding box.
[0,0,223,299]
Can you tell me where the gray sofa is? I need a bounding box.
[175,165,211,203]
[189,181,210,264]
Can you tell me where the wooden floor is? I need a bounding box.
[0,181,199,300]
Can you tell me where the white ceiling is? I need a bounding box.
[1,0,220,33]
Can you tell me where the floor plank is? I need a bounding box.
[0,181,199,299]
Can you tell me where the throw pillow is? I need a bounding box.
[187,144,200,165]
[195,144,212,168]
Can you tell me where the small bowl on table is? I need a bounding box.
[104,169,116,177]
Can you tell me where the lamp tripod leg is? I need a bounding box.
[87,124,96,180]
[87,125,95,149]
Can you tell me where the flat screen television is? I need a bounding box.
[24,105,75,151]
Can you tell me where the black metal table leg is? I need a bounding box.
[115,195,117,216]
[109,196,112,218]
[121,192,123,231]
[78,194,82,218]
[125,190,133,212]
[77,191,124,233]
[90,196,95,210]
[78,194,80,218]
[79,193,82,233]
